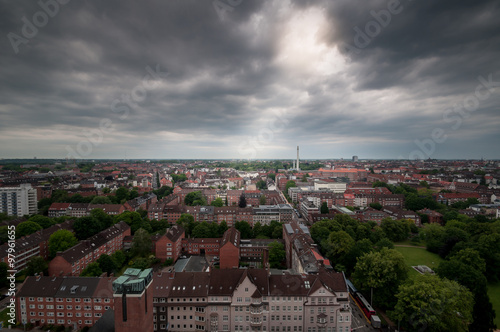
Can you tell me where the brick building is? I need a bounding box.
[113,268,154,332]
[48,221,130,276]
[16,275,114,329]
[220,228,240,269]
[152,225,185,262]
[0,220,74,271]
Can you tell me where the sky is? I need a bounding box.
[1,0,499,160]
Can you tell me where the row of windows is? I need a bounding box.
[270,306,303,312]
[28,304,106,310]
[30,319,95,325]
[29,312,103,318]
[26,297,109,303]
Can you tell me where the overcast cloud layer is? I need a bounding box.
[1,0,499,160]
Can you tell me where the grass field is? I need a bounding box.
[487,282,500,328]
[395,246,500,327]
[394,246,444,279]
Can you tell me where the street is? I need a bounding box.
[350,296,378,332]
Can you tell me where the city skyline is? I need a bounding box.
[1,0,500,160]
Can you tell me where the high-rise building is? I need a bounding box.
[352,155,358,162]
[0,183,37,216]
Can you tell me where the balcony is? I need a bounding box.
[250,318,262,326]
[316,313,327,328]
[250,309,263,316]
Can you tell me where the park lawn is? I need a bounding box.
[487,282,500,328]
[395,247,500,327]
[394,246,444,279]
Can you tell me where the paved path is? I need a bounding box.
[394,244,426,249]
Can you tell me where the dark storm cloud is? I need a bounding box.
[0,0,499,159]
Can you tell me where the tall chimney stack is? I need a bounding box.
[296,146,300,171]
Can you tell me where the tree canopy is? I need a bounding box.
[268,241,285,269]
[131,228,152,257]
[392,274,473,332]
[352,247,408,309]
[184,191,207,206]
[48,230,78,258]
[17,221,43,238]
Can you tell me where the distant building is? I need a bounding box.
[0,183,37,216]
[352,156,358,162]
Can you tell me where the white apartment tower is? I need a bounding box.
[0,183,37,216]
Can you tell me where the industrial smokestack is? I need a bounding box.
[296,146,300,171]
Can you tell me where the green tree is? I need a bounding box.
[392,274,473,332]
[422,223,446,253]
[115,187,129,202]
[285,180,296,193]
[268,173,276,181]
[192,222,211,238]
[97,254,118,276]
[235,221,252,239]
[419,180,430,189]
[80,262,103,277]
[437,255,496,332]
[320,202,329,214]
[369,202,382,210]
[111,250,126,268]
[342,238,373,275]
[132,257,151,270]
[259,195,267,205]
[171,173,187,184]
[25,256,48,276]
[17,221,43,238]
[268,241,285,269]
[102,187,111,194]
[184,191,207,206]
[353,247,408,309]
[114,211,145,235]
[177,213,196,237]
[238,195,247,208]
[381,218,410,242]
[252,222,263,239]
[473,233,500,282]
[256,180,267,190]
[327,231,355,261]
[218,221,228,237]
[131,228,152,257]
[28,215,54,229]
[90,196,113,204]
[48,230,78,258]
[210,197,224,207]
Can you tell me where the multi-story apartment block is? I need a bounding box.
[182,238,221,256]
[152,225,185,262]
[252,205,293,225]
[151,268,351,332]
[49,203,126,218]
[48,221,130,276]
[0,220,74,271]
[16,275,114,329]
[0,183,37,216]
